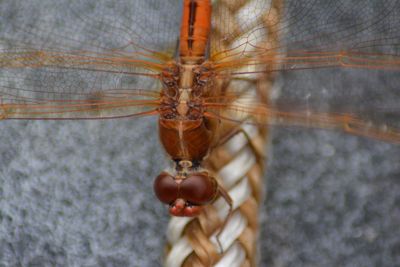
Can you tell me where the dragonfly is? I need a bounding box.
[0,0,399,261]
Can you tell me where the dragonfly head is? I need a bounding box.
[153,171,218,217]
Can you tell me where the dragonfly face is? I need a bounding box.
[154,164,218,217]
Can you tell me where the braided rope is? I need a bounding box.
[164,0,283,266]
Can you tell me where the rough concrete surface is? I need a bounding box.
[0,1,399,267]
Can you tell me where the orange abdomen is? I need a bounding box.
[179,0,211,61]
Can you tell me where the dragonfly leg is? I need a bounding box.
[215,183,233,254]
[214,122,266,160]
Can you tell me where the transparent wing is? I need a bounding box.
[0,0,182,119]
[211,0,400,68]
[209,0,400,143]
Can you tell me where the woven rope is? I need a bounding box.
[164,0,283,266]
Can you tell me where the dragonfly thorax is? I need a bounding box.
[160,62,212,120]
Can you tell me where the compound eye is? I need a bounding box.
[180,172,218,205]
[153,172,179,204]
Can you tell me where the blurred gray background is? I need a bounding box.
[0,1,399,267]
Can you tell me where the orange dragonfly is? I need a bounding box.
[0,0,399,264]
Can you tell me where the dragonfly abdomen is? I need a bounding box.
[179,0,211,63]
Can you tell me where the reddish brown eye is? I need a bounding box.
[153,172,179,204]
[180,172,218,205]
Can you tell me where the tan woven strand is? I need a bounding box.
[164,0,283,266]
